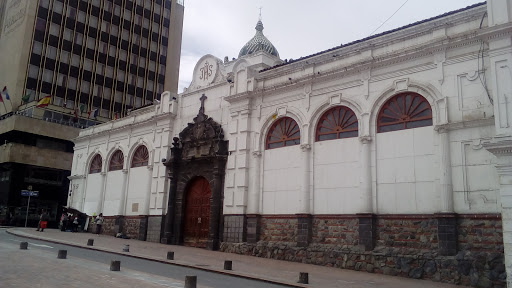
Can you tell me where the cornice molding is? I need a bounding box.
[67,174,85,180]
[75,112,175,142]
[483,140,512,157]
[434,117,495,132]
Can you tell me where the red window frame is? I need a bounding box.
[377,92,433,133]
[316,106,358,141]
[109,150,124,171]
[266,117,301,150]
[131,145,149,168]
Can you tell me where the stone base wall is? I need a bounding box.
[260,216,297,242]
[313,216,358,246]
[220,214,505,287]
[147,216,164,243]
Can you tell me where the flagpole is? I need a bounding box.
[0,101,8,115]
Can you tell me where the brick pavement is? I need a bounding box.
[6,228,464,288]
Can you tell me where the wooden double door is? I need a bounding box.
[184,177,211,248]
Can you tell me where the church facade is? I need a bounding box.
[68,1,512,286]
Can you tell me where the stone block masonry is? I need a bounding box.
[220,214,505,287]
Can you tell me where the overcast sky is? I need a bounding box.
[177,0,483,92]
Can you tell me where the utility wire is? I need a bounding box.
[370,0,410,36]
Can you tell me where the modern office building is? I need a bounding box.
[0,0,183,121]
[0,0,184,226]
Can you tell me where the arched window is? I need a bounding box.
[266,117,300,149]
[377,92,432,133]
[89,154,102,174]
[316,106,358,141]
[109,150,124,171]
[131,145,149,168]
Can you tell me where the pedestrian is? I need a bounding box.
[95,213,104,235]
[37,210,49,232]
[72,215,79,232]
[61,213,69,231]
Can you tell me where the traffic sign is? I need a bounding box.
[21,190,39,197]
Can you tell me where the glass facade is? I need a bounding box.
[24,0,172,120]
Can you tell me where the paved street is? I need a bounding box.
[0,228,286,288]
[3,227,465,288]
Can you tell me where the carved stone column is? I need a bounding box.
[207,157,226,250]
[161,138,181,244]
[247,151,262,243]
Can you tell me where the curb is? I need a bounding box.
[6,229,307,288]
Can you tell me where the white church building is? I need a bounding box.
[68,1,512,286]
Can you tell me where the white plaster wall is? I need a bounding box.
[125,167,150,215]
[103,171,124,216]
[83,174,103,215]
[262,146,301,214]
[376,126,438,213]
[313,137,361,214]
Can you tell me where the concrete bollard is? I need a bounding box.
[123,244,129,252]
[184,276,197,288]
[298,272,309,284]
[57,250,67,259]
[167,251,174,260]
[87,239,94,246]
[110,260,121,271]
[223,260,232,270]
[19,242,28,250]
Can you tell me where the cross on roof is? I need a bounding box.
[199,94,207,114]
[259,7,262,20]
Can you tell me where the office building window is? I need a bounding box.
[43,69,53,82]
[29,65,39,78]
[36,18,46,31]
[78,10,86,23]
[49,23,60,36]
[103,88,111,100]
[53,1,64,14]
[67,7,76,19]
[68,77,77,90]
[40,0,50,8]
[46,46,57,59]
[64,28,73,41]
[89,15,98,28]
[61,51,69,63]
[33,41,43,54]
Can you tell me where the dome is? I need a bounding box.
[238,20,279,58]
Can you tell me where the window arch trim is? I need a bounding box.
[89,154,102,174]
[377,92,433,133]
[315,106,358,141]
[265,116,301,150]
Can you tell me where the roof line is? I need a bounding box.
[260,1,486,73]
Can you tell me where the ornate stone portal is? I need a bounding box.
[161,94,228,250]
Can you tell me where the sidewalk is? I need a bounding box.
[6,227,462,288]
